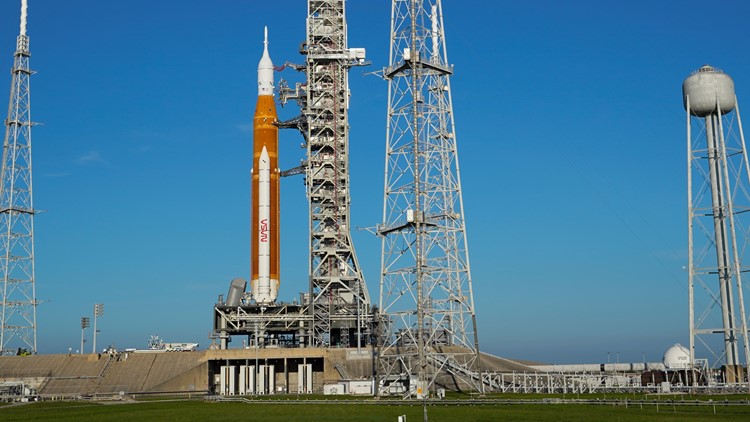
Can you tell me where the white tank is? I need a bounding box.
[663,343,691,370]
[683,65,736,116]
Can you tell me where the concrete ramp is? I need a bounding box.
[97,352,206,393]
[0,352,207,396]
[141,353,207,392]
[0,354,110,396]
[96,353,157,394]
[1,348,537,396]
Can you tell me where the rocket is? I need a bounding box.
[251,27,280,305]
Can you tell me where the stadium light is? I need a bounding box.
[80,317,90,355]
[92,303,104,354]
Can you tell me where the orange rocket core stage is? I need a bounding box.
[251,94,280,302]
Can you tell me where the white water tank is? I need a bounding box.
[663,343,690,370]
[683,65,736,117]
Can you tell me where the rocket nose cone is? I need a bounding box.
[258,26,274,96]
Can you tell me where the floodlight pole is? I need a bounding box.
[92,303,103,354]
[80,316,89,355]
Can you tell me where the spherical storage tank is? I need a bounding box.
[663,343,691,370]
[683,65,736,117]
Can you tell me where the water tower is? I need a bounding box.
[684,65,750,383]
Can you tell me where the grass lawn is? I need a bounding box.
[2,399,750,421]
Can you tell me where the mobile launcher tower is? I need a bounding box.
[684,65,750,384]
[213,1,373,350]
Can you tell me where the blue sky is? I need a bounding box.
[2,0,750,364]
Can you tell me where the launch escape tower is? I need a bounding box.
[0,0,37,355]
[377,0,480,394]
[279,0,371,348]
[684,65,750,383]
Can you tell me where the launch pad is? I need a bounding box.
[213,295,377,350]
[213,2,377,354]
[207,0,485,396]
[5,0,747,399]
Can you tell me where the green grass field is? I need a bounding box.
[2,398,750,421]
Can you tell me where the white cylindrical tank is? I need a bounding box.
[663,343,691,370]
[683,65,736,116]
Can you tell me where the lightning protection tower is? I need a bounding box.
[685,65,750,383]
[1,0,37,355]
[378,0,480,395]
[280,0,371,348]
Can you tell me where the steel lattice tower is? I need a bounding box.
[685,65,750,383]
[281,0,371,347]
[377,0,480,395]
[1,0,37,356]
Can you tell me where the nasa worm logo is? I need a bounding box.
[260,218,269,242]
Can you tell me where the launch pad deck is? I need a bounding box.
[214,301,375,349]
